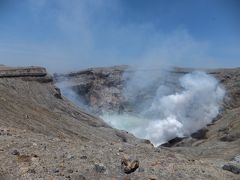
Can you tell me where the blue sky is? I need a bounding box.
[0,0,239,72]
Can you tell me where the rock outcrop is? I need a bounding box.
[0,65,47,77]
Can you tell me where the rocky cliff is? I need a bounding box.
[54,65,128,114]
[0,65,239,179]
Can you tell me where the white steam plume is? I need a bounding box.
[56,81,90,113]
[101,71,225,146]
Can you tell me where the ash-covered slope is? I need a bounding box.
[0,66,140,179]
[0,66,113,137]
[0,65,239,179]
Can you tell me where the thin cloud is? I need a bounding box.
[0,0,239,72]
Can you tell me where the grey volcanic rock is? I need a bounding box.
[222,164,240,174]
[191,128,209,139]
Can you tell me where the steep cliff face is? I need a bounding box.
[0,65,239,179]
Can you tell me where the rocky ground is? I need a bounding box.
[0,65,240,179]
